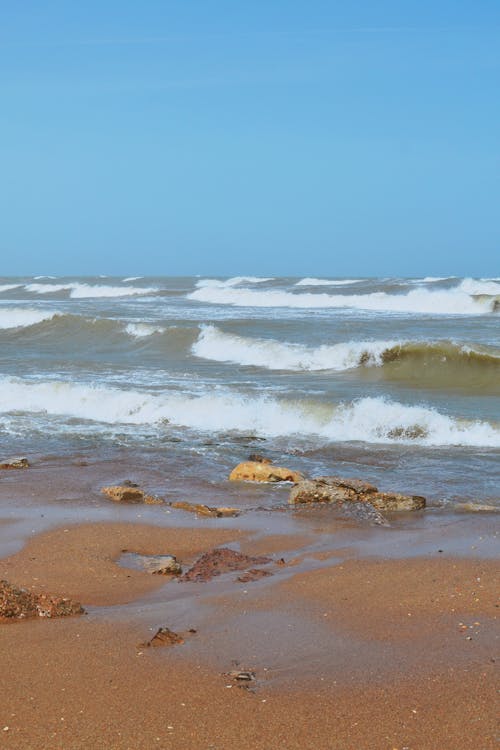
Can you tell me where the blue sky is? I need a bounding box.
[1,1,499,276]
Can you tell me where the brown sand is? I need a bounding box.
[0,521,498,749]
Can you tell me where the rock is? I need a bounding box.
[229,461,303,483]
[141,555,182,575]
[0,457,29,470]
[369,492,426,512]
[170,501,239,518]
[0,580,84,620]
[101,485,164,505]
[182,548,272,583]
[141,627,184,648]
[289,476,425,512]
[227,670,255,682]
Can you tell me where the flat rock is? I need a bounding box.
[229,461,303,483]
[0,457,29,470]
[182,547,272,582]
[101,485,163,505]
[0,580,84,620]
[171,501,239,518]
[289,476,425,512]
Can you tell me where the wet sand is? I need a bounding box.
[0,464,498,749]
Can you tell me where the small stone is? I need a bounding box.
[0,457,29,470]
[142,627,184,648]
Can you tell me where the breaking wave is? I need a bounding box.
[192,326,500,391]
[0,308,61,330]
[0,284,22,293]
[0,376,498,447]
[195,276,273,288]
[192,325,397,371]
[295,278,362,286]
[188,281,499,314]
[24,282,158,298]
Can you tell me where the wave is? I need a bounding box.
[0,376,498,447]
[24,282,158,298]
[123,276,143,282]
[195,276,273,289]
[295,278,362,286]
[187,284,498,314]
[192,327,500,391]
[458,278,500,295]
[192,325,397,371]
[0,308,60,330]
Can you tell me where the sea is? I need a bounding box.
[0,274,499,509]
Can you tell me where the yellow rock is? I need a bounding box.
[229,461,303,483]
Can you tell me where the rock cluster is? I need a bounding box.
[289,476,425,512]
[0,580,84,620]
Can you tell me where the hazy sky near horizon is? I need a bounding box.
[1,1,499,277]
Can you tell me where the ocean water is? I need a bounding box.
[0,274,499,506]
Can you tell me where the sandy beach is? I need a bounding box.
[0,459,498,749]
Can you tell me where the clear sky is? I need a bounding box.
[1,1,499,276]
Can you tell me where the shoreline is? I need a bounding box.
[0,457,498,748]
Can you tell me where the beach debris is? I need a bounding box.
[0,457,29,470]
[289,476,426,512]
[0,580,84,621]
[101,485,164,505]
[182,547,272,582]
[170,501,239,518]
[229,461,303,483]
[140,626,185,648]
[236,568,273,583]
[140,554,182,575]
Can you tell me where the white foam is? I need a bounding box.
[0,284,21,293]
[192,325,396,371]
[195,276,273,289]
[458,278,500,295]
[123,276,143,282]
[33,275,57,280]
[188,284,495,315]
[295,278,362,286]
[125,323,165,338]
[0,308,59,330]
[24,282,158,298]
[0,377,498,448]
